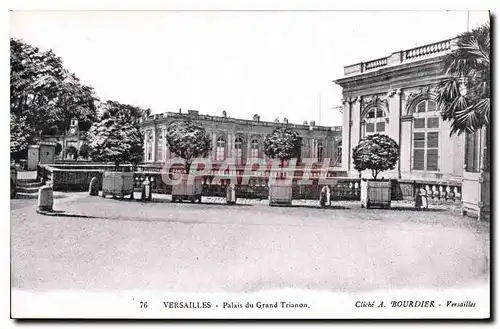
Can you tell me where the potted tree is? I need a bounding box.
[86,101,144,200]
[264,126,301,206]
[352,134,399,209]
[165,121,212,203]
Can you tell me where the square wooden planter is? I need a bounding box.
[171,175,203,203]
[269,180,293,206]
[360,179,391,209]
[102,171,135,200]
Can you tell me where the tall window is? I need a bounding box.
[216,136,226,161]
[465,130,480,172]
[412,100,439,171]
[156,129,163,162]
[364,107,386,136]
[146,131,153,161]
[234,136,244,164]
[336,141,342,166]
[250,138,259,158]
[317,141,324,163]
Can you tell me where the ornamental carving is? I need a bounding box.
[361,94,389,118]
[403,85,438,115]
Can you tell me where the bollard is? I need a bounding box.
[88,177,99,196]
[38,185,54,212]
[141,180,152,201]
[319,185,331,208]
[226,183,237,204]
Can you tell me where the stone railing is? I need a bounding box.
[405,39,453,60]
[363,57,388,72]
[343,38,455,77]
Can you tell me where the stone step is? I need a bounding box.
[17,178,40,184]
[16,186,41,194]
[17,181,44,188]
[13,192,39,199]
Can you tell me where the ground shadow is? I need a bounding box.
[281,204,350,210]
[383,207,447,212]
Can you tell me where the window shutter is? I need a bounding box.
[427,132,439,148]
[427,149,439,171]
[413,149,425,170]
[414,118,425,129]
[366,123,375,132]
[427,117,439,128]
[416,102,426,113]
[376,121,385,132]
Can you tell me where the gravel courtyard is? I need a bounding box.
[11,193,490,293]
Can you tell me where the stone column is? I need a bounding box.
[227,132,233,159]
[388,88,402,178]
[152,128,156,162]
[341,98,351,172]
[211,132,217,161]
[349,97,362,175]
[246,134,251,162]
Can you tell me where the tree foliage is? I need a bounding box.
[436,24,490,135]
[10,114,32,156]
[263,126,302,164]
[352,134,399,180]
[10,38,98,137]
[165,121,212,173]
[79,143,90,159]
[86,101,144,165]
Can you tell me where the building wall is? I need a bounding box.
[336,38,465,182]
[140,111,343,167]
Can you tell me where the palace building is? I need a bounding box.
[334,37,479,182]
[140,110,343,168]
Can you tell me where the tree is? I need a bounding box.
[79,143,90,159]
[165,121,212,174]
[55,142,63,156]
[352,134,399,180]
[10,38,98,138]
[10,114,32,158]
[263,126,302,166]
[436,24,490,135]
[87,101,144,167]
[65,145,78,160]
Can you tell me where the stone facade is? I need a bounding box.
[38,118,86,159]
[140,110,343,167]
[335,38,467,182]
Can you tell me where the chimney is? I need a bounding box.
[253,114,260,121]
[283,118,288,124]
[179,108,182,113]
[222,110,227,118]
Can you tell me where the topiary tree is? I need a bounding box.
[165,121,212,174]
[263,126,302,167]
[352,134,399,180]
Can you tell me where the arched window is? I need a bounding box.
[146,130,153,161]
[234,136,244,164]
[317,140,324,163]
[250,138,259,158]
[156,129,163,162]
[336,141,342,166]
[412,100,439,171]
[363,107,386,136]
[216,136,226,161]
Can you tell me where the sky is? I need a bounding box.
[10,10,490,127]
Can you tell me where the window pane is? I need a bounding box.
[414,132,425,148]
[427,149,439,170]
[376,121,385,132]
[367,110,375,119]
[376,109,384,118]
[427,132,439,148]
[413,149,425,170]
[414,118,425,129]
[427,117,439,128]
[416,102,426,113]
[366,123,375,132]
[427,101,436,112]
